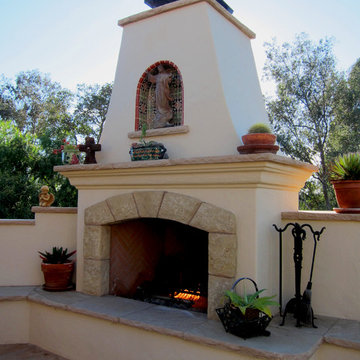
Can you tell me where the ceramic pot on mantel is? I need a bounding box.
[331,180,360,213]
[237,133,279,154]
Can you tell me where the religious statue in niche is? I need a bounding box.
[137,62,183,131]
[147,64,174,128]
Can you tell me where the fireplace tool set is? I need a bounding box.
[273,222,325,327]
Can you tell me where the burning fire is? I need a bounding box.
[174,289,201,302]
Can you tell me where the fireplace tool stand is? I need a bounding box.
[273,222,325,327]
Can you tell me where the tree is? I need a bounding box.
[329,59,360,156]
[0,122,40,218]
[0,122,78,219]
[74,82,112,142]
[0,70,75,138]
[263,33,343,209]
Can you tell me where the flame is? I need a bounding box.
[173,289,201,302]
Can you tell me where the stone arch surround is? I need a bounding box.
[82,191,237,318]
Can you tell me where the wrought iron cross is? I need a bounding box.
[79,137,101,164]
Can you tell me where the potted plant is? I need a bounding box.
[216,277,278,339]
[237,123,279,154]
[330,152,360,213]
[39,247,76,291]
[129,122,167,161]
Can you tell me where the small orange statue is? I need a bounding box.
[39,186,55,207]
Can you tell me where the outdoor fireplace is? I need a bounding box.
[109,218,208,312]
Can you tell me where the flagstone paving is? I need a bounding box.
[0,344,68,360]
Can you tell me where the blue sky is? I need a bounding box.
[1,0,359,94]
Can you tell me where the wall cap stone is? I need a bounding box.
[282,211,360,222]
[31,206,78,214]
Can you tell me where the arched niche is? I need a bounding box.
[135,61,184,131]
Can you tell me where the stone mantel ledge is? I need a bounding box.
[31,206,78,214]
[128,125,189,139]
[282,211,360,222]
[118,0,256,39]
[54,154,316,190]
[54,154,317,173]
[0,286,359,359]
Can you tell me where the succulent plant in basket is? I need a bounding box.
[216,277,279,339]
[130,122,167,161]
[330,152,360,212]
[39,247,76,291]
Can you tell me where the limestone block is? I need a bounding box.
[207,275,234,320]
[83,225,111,260]
[133,191,164,218]
[84,201,115,225]
[158,192,201,224]
[208,233,236,277]
[106,193,138,222]
[190,203,236,234]
[83,259,109,296]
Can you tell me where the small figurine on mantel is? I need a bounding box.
[79,137,101,164]
[39,186,55,207]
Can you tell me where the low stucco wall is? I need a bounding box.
[281,211,360,321]
[0,207,77,286]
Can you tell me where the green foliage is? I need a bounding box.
[0,121,40,218]
[0,70,74,138]
[329,59,360,156]
[264,33,343,209]
[248,123,272,134]
[74,83,112,142]
[225,289,278,318]
[330,153,360,180]
[38,247,76,264]
[0,70,113,218]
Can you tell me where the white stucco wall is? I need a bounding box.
[281,215,360,321]
[98,1,268,164]
[0,209,77,286]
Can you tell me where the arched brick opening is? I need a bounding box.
[83,191,237,319]
[135,60,184,130]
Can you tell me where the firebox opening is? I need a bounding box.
[110,218,208,313]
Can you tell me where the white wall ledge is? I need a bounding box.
[31,207,78,214]
[128,125,189,139]
[0,286,359,359]
[282,211,360,222]
[0,219,35,226]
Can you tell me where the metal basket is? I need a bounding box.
[130,143,167,161]
[216,277,272,339]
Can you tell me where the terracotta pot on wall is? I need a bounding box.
[331,180,360,213]
[237,133,279,154]
[41,262,75,291]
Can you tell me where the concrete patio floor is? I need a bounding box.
[0,344,68,360]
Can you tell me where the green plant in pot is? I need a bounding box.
[130,122,167,161]
[237,123,279,154]
[225,288,278,319]
[330,152,360,213]
[216,277,279,339]
[39,247,76,291]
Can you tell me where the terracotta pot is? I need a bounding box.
[237,133,279,154]
[41,262,74,291]
[241,133,276,146]
[331,180,360,212]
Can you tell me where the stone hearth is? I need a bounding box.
[82,191,237,317]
